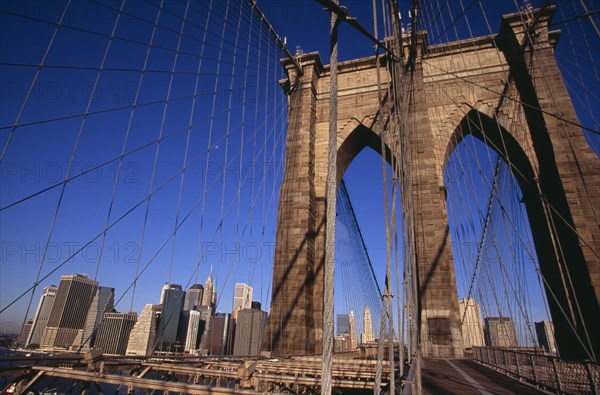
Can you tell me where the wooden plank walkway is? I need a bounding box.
[422,358,547,395]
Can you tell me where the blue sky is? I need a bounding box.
[1,0,598,343]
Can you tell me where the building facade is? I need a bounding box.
[233,307,267,356]
[204,313,234,356]
[348,311,357,349]
[232,283,253,317]
[184,310,202,353]
[458,298,485,349]
[535,321,557,354]
[158,284,184,351]
[94,312,137,355]
[40,274,98,349]
[184,284,204,311]
[361,305,375,344]
[202,273,215,309]
[19,320,33,346]
[484,317,518,348]
[337,314,350,336]
[26,285,57,347]
[126,304,161,356]
[80,286,114,350]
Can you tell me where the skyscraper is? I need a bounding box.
[26,285,57,347]
[94,312,137,355]
[19,320,33,346]
[159,283,169,304]
[204,313,234,356]
[184,310,203,353]
[184,284,204,311]
[458,298,485,348]
[232,283,252,317]
[484,317,518,348]
[80,286,114,350]
[194,306,213,354]
[348,310,357,349]
[40,274,98,349]
[126,304,161,356]
[158,284,184,351]
[361,305,375,344]
[337,314,350,336]
[202,273,215,309]
[535,321,557,354]
[334,313,353,352]
[233,305,267,356]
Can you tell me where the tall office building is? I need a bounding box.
[337,314,350,336]
[204,313,234,355]
[232,283,252,318]
[177,310,191,349]
[159,283,169,304]
[361,305,375,344]
[19,320,33,346]
[158,284,184,351]
[184,310,202,353]
[80,286,114,349]
[94,312,137,355]
[26,285,57,347]
[484,317,518,348]
[348,310,357,349]
[458,298,485,348]
[202,273,215,309]
[184,284,204,311]
[126,304,161,355]
[40,274,98,349]
[192,306,213,354]
[535,321,557,354]
[233,305,267,356]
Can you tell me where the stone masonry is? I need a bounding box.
[265,7,599,360]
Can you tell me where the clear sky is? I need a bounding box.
[1,0,598,345]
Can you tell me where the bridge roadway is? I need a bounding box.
[422,358,546,395]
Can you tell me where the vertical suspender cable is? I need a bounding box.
[372,0,396,393]
[322,1,339,394]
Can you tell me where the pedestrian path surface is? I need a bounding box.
[422,358,546,395]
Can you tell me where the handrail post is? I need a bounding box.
[551,358,562,393]
[584,362,598,395]
[530,354,538,383]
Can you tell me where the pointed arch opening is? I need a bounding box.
[333,123,399,349]
[443,109,599,360]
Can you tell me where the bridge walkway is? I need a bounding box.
[421,358,546,395]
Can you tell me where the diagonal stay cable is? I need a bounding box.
[0,91,275,212]
[0,0,71,163]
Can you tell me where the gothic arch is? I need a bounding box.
[443,109,599,360]
[337,123,395,186]
[442,109,535,188]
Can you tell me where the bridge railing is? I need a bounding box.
[472,347,599,394]
[401,349,422,395]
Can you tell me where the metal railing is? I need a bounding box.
[401,350,422,395]
[473,347,599,394]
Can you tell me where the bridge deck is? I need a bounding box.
[422,358,546,395]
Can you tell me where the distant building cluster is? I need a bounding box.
[458,297,557,353]
[18,272,380,356]
[18,277,558,356]
[18,273,269,357]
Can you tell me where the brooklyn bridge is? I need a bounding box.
[0,0,599,394]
